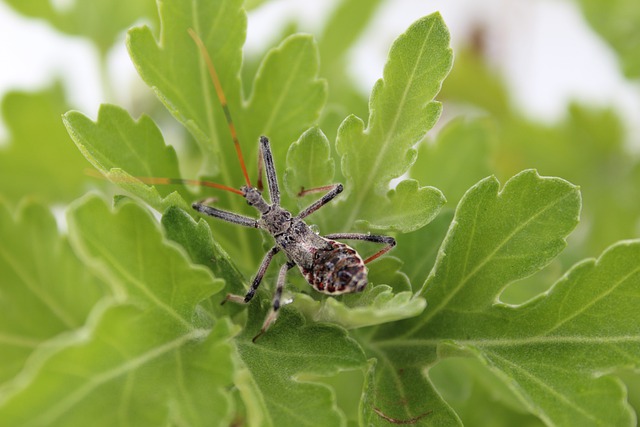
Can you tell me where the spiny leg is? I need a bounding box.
[259,136,280,206]
[323,233,396,263]
[257,142,265,191]
[296,183,343,219]
[253,261,295,343]
[192,201,258,228]
[222,246,280,305]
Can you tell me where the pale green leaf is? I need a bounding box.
[293,286,425,330]
[66,195,222,311]
[0,304,236,426]
[331,12,452,233]
[4,0,158,53]
[63,104,191,212]
[0,85,93,202]
[0,195,234,425]
[0,200,106,383]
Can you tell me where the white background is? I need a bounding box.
[0,0,638,146]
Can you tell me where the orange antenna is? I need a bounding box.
[86,169,244,196]
[188,28,252,188]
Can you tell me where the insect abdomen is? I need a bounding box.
[302,241,367,294]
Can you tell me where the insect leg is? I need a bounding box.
[256,142,265,191]
[222,246,280,305]
[259,136,280,206]
[192,201,258,228]
[323,233,396,264]
[296,184,344,219]
[253,261,296,343]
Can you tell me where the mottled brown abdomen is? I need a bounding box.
[301,240,367,294]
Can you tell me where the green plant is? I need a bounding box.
[1,0,639,426]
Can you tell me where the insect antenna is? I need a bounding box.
[187,28,252,188]
[85,169,244,196]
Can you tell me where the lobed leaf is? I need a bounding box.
[0,200,106,383]
[63,105,191,212]
[284,127,335,204]
[359,170,582,425]
[0,195,234,425]
[464,240,640,425]
[127,0,246,178]
[331,12,452,233]
[0,304,236,426]
[127,0,326,267]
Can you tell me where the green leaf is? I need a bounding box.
[0,200,106,383]
[332,12,452,233]
[233,306,366,426]
[127,0,325,182]
[161,206,247,298]
[127,0,246,178]
[0,85,92,202]
[0,304,237,426]
[393,209,454,290]
[3,0,158,53]
[243,34,327,169]
[445,240,640,426]
[293,286,425,330]
[413,118,494,205]
[430,358,545,427]
[417,170,581,326]
[293,257,425,330]
[127,0,326,267]
[577,0,640,78]
[0,195,233,425]
[67,195,222,310]
[359,170,582,425]
[284,127,335,202]
[63,104,191,212]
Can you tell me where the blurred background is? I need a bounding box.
[1,0,638,256]
[0,0,639,424]
[1,0,639,135]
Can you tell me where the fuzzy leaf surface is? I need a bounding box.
[63,104,189,212]
[0,201,105,383]
[360,170,584,425]
[127,0,325,266]
[332,12,452,233]
[0,196,233,425]
[233,305,366,426]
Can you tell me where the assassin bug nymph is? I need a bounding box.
[180,29,396,342]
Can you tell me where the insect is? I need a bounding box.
[155,30,396,342]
